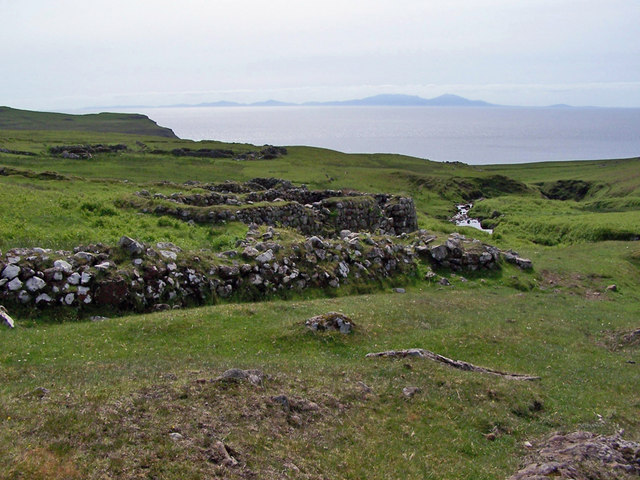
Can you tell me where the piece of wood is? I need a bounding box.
[365,348,540,381]
[0,305,14,328]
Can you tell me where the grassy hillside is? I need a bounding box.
[0,122,639,479]
[0,107,177,138]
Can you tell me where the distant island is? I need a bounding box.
[82,94,591,111]
[167,94,499,108]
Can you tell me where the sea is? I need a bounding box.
[115,106,640,165]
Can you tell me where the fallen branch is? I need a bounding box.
[365,348,540,381]
[0,305,14,328]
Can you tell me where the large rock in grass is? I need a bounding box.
[215,368,265,386]
[306,312,354,334]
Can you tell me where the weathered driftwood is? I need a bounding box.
[365,348,540,381]
[0,305,14,328]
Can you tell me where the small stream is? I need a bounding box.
[451,203,493,234]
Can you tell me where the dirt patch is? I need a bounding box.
[509,430,640,479]
[604,327,640,351]
[539,270,612,300]
[9,370,352,479]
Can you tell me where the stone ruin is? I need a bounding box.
[134,177,419,237]
[0,228,527,315]
[0,178,533,316]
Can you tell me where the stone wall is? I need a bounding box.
[0,230,523,315]
[136,178,419,236]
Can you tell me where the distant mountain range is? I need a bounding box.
[169,94,498,108]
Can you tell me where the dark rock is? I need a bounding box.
[94,277,130,306]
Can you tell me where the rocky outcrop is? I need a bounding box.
[135,178,419,236]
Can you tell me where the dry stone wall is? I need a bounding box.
[136,178,419,236]
[0,229,523,315]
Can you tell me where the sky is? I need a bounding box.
[1,0,639,110]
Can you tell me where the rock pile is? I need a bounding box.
[509,431,640,479]
[305,312,354,333]
[149,145,287,161]
[414,232,501,271]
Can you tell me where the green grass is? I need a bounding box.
[1,120,640,478]
[1,253,638,478]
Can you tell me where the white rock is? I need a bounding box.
[81,272,92,284]
[74,251,94,262]
[337,261,350,278]
[255,249,274,264]
[54,260,72,273]
[7,278,23,291]
[25,276,46,292]
[95,262,112,270]
[35,293,52,304]
[133,258,143,266]
[159,250,177,260]
[64,293,75,305]
[7,256,20,264]
[83,295,92,304]
[77,286,90,296]
[67,272,81,285]
[1,264,20,280]
[53,271,63,281]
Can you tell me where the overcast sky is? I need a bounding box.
[1,0,639,110]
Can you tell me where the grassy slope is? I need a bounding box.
[0,107,177,138]
[0,123,639,479]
